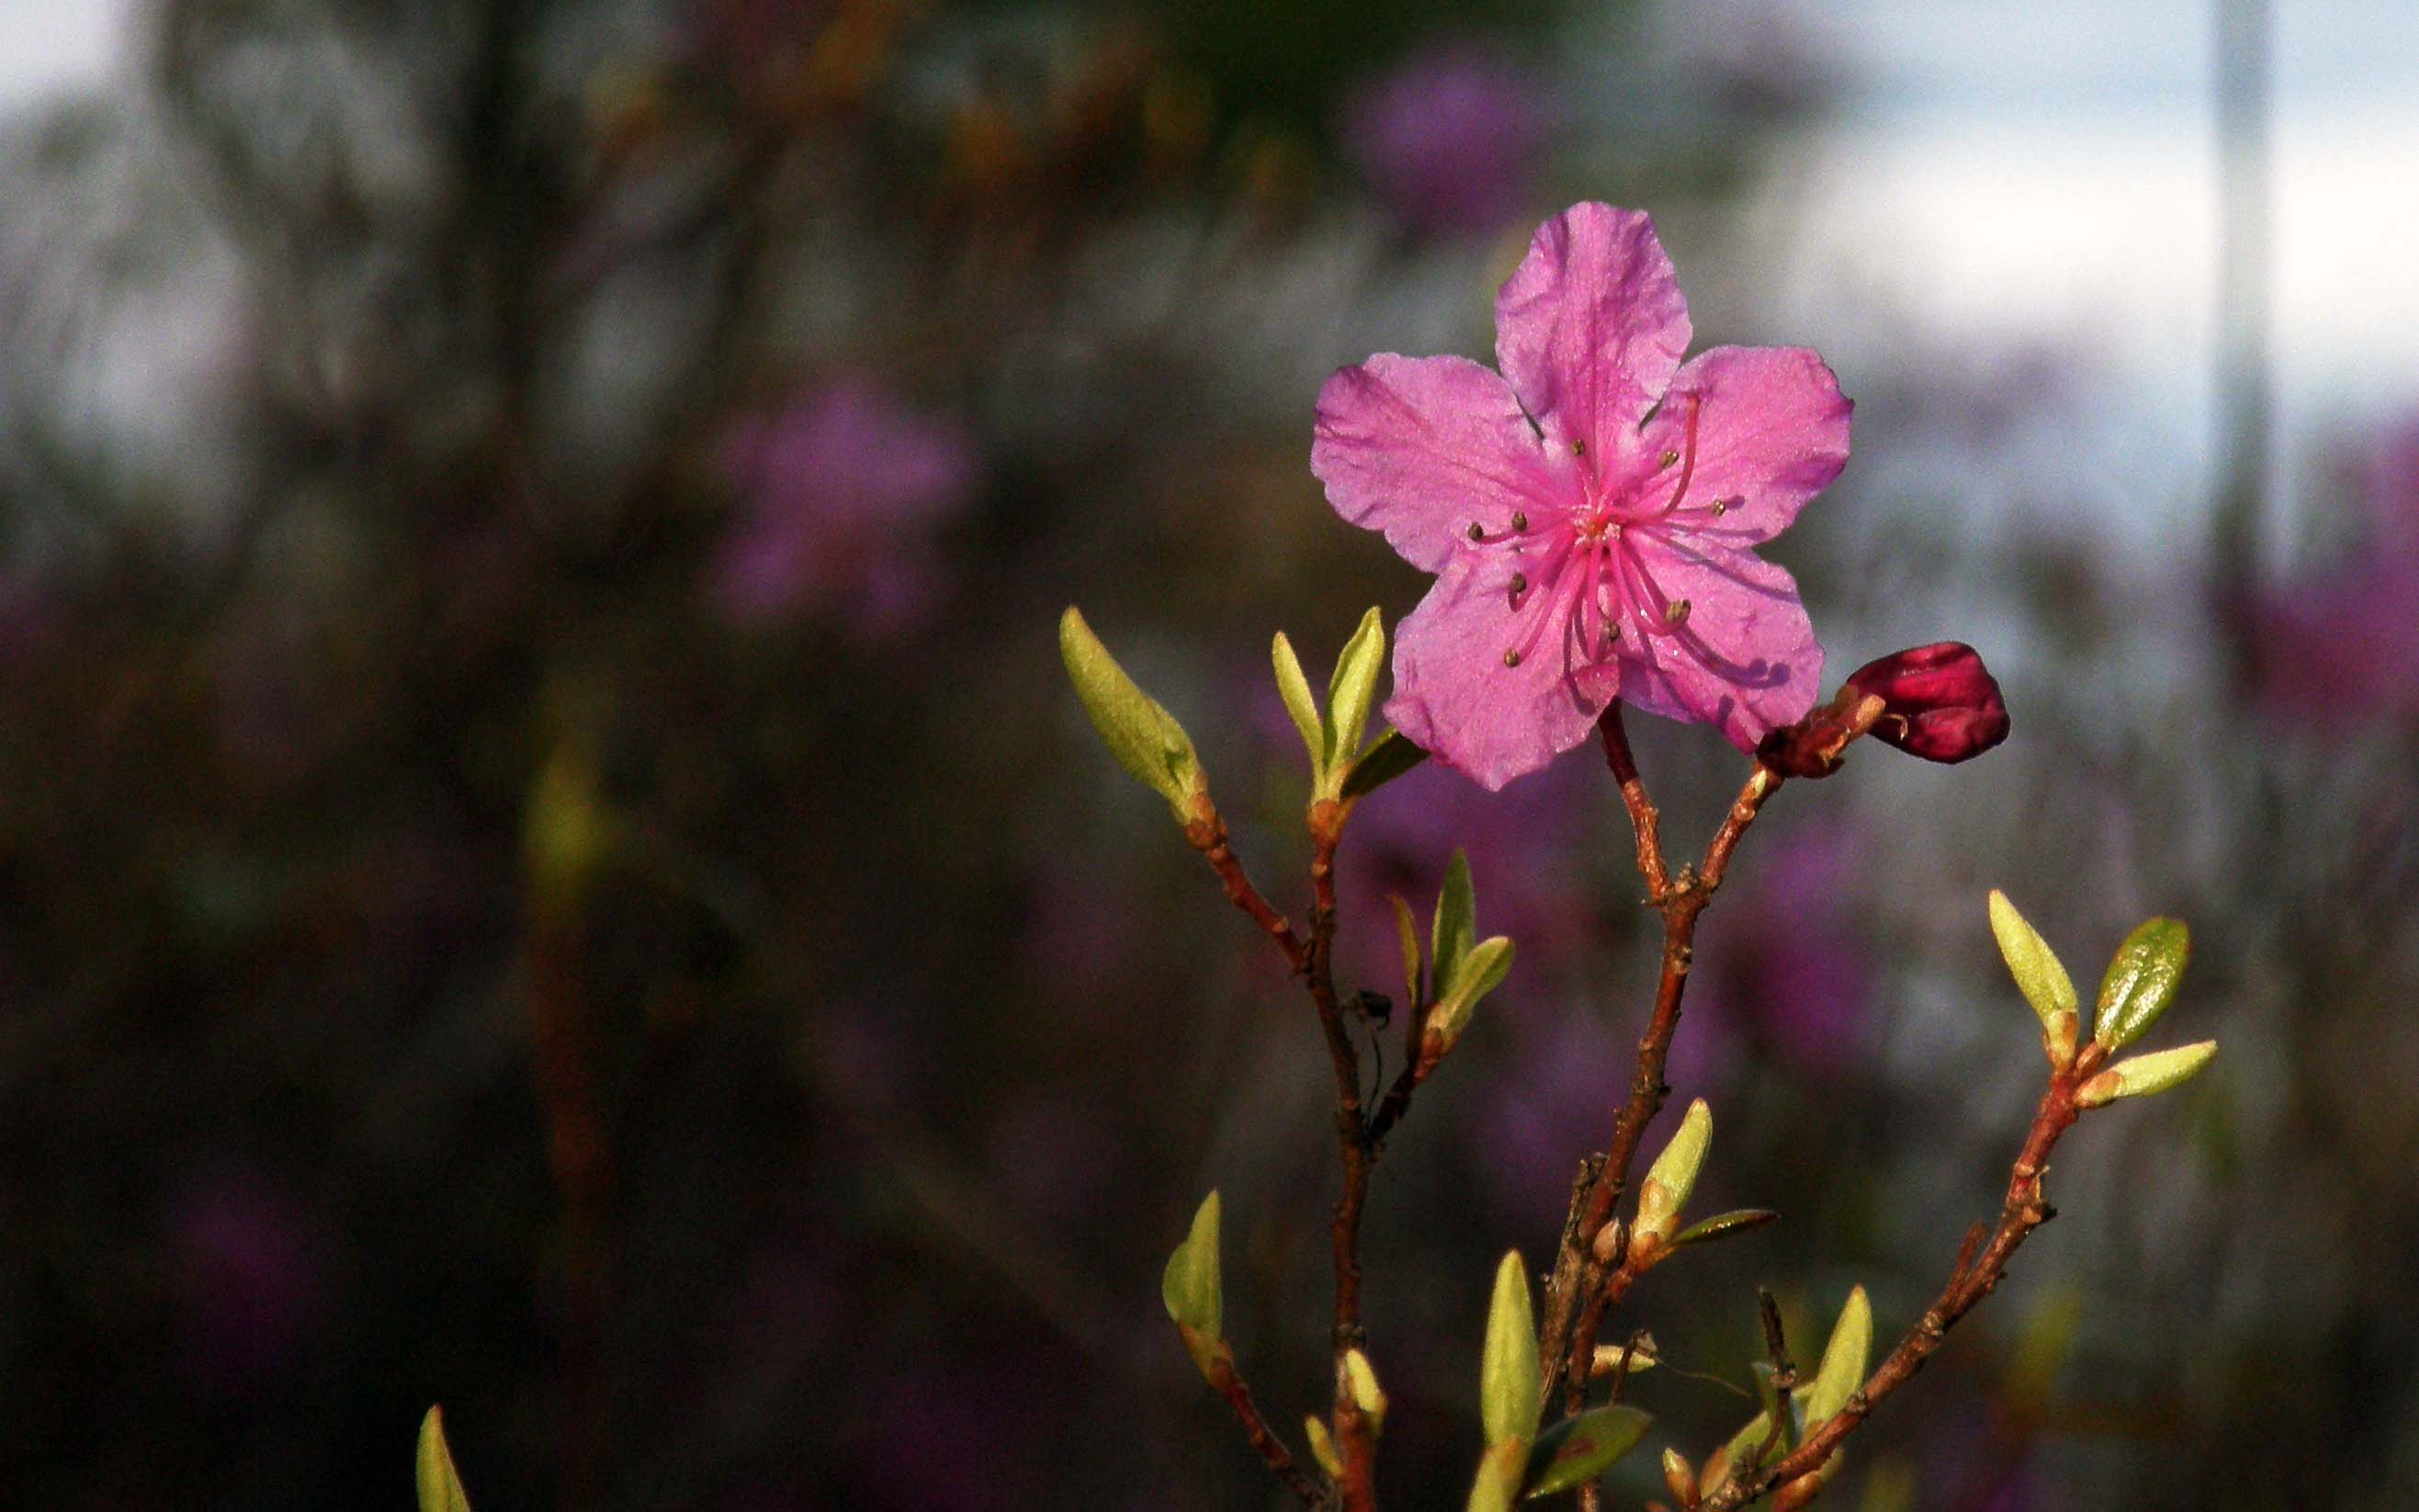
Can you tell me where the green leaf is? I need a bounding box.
[1161,1191,1224,1375]
[1432,851,1477,993]
[1797,1286,1872,1432]
[1988,890,2078,1030]
[417,1407,472,1512]
[2078,1040,2218,1107]
[1480,1251,1541,1446]
[1522,1405,1652,1498]
[1668,1208,1780,1249]
[1467,1439,1530,1512]
[1059,606,1204,820]
[1325,607,1387,778]
[1633,1099,1713,1246]
[1271,631,1324,773]
[2095,917,2190,1051]
[1428,936,1513,1052]
[1339,728,1428,800]
[1389,894,1424,1007]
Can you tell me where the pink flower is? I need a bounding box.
[1312,203,1848,788]
[707,378,975,637]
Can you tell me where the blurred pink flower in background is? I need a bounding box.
[1682,820,1873,1083]
[1315,203,1848,786]
[2244,412,2419,726]
[1339,43,1553,236]
[707,379,977,637]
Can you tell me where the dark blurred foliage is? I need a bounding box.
[0,2,2414,1509]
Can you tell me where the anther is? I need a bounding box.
[1665,599,1692,628]
[1502,649,1522,668]
[1508,571,1527,594]
[1467,522,1485,541]
[1572,438,1588,457]
[1510,511,1528,532]
[1659,449,1680,468]
[1709,500,1728,517]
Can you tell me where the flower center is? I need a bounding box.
[1479,399,1721,671]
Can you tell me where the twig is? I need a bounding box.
[1695,1052,2101,1511]
[1540,714,1786,1411]
[1185,801,1309,973]
[1206,1355,1324,1508]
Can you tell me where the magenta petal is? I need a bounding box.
[1494,203,1690,457]
[1312,355,1562,573]
[1644,345,1852,545]
[1617,536,1822,752]
[1384,554,1622,790]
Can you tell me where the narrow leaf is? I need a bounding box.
[1325,607,1388,774]
[1339,728,1428,800]
[1059,606,1204,819]
[1633,1099,1713,1245]
[417,1407,472,1512]
[1160,1191,1224,1372]
[1797,1286,1872,1431]
[1988,890,2077,1029]
[2078,1040,2218,1107]
[2095,917,2190,1051]
[1429,936,1513,1051]
[1432,850,1477,993]
[1522,1405,1652,1498]
[1480,1251,1541,1446]
[1271,631,1324,773]
[1668,1208,1780,1249]
[1389,894,1424,1007]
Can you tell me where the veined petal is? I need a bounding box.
[1494,203,1690,465]
[1616,536,1821,752]
[1385,552,1621,790]
[1639,346,1851,545]
[1312,355,1565,573]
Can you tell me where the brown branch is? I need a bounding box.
[1206,1354,1324,1508]
[1695,1052,2102,1511]
[1185,798,1310,974]
[1305,808,1379,1512]
[1539,715,1786,1412]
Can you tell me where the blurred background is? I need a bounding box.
[3,0,2415,1507]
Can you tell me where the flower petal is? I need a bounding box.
[1385,552,1622,790]
[1639,346,1851,545]
[1616,536,1822,752]
[1494,203,1690,461]
[1312,354,1565,572]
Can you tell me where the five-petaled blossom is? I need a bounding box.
[1312,202,1851,788]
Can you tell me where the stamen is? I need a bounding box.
[1468,522,1485,541]
[1658,450,1680,469]
[1709,499,1730,517]
[1650,394,1704,521]
[1508,571,1527,595]
[1665,598,1692,628]
[1510,511,1528,532]
[1572,438,1588,457]
[1503,649,1522,667]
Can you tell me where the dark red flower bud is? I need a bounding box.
[1844,642,2010,763]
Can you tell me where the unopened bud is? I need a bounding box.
[1845,642,2010,763]
[1341,1348,1387,1433]
[1775,1469,1828,1512]
[1591,1218,1625,1266]
[2043,1007,2080,1070]
[1662,1448,1699,1506]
